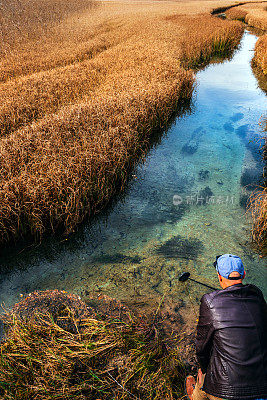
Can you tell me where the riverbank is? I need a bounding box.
[0,290,195,399]
[0,0,245,245]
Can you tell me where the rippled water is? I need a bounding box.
[0,31,266,310]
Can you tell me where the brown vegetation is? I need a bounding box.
[249,187,267,255]
[0,0,244,244]
[225,2,267,30]
[243,2,267,30]
[0,0,97,52]
[226,7,248,22]
[0,291,187,399]
[252,34,267,75]
[249,134,267,256]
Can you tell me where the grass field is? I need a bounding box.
[0,0,247,244]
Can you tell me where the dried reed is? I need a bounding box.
[252,34,267,75]
[0,304,185,399]
[249,187,267,255]
[226,7,248,22]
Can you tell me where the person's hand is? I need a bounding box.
[197,368,205,388]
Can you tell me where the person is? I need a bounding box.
[186,254,267,400]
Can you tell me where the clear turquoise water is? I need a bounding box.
[0,31,266,310]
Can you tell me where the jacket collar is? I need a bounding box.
[223,283,245,292]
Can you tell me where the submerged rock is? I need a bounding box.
[223,122,234,132]
[236,124,250,138]
[181,141,198,155]
[230,112,244,122]
[156,234,204,259]
[240,168,262,190]
[198,169,210,181]
[198,186,214,203]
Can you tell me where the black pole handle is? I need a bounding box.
[188,277,216,290]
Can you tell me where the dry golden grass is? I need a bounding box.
[249,187,267,255]
[0,73,193,240]
[253,34,267,75]
[0,0,97,51]
[241,2,267,30]
[173,14,243,68]
[0,0,245,243]
[224,3,267,30]
[226,7,248,22]
[0,13,243,137]
[249,127,267,256]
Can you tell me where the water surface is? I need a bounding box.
[0,31,266,310]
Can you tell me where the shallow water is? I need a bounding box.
[0,31,266,310]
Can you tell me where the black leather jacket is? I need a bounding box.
[196,284,267,399]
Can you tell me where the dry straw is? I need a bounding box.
[0,291,186,399]
[253,34,267,75]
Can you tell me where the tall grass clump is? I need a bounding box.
[252,34,267,76]
[249,137,267,256]
[226,7,248,22]
[0,293,186,399]
[244,6,267,31]
[175,15,243,69]
[249,188,267,255]
[0,73,193,242]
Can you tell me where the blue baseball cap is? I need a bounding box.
[214,254,244,279]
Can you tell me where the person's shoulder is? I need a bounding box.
[201,284,266,306]
[244,284,265,300]
[200,289,224,307]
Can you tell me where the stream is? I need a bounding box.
[0,30,266,312]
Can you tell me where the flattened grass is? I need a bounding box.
[0,293,186,399]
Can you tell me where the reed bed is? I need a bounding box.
[250,25,267,255]
[252,34,267,75]
[0,294,186,399]
[225,3,267,31]
[244,3,267,31]
[0,73,193,241]
[0,1,244,244]
[249,136,267,256]
[226,7,248,22]
[0,0,97,52]
[173,14,243,69]
[249,188,267,255]
[0,14,243,137]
